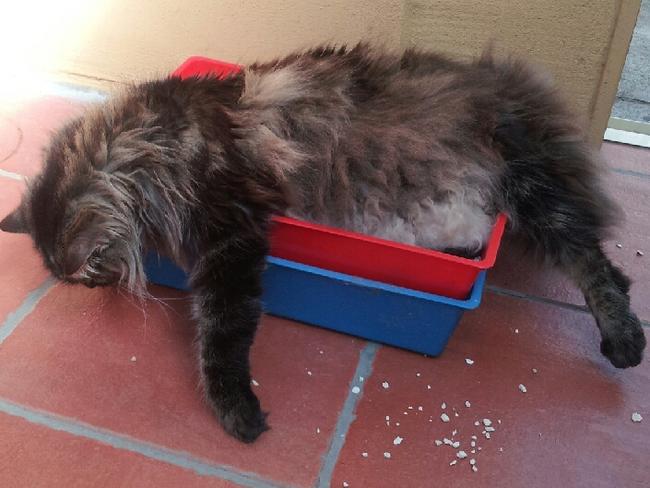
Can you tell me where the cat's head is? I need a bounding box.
[0,104,168,294]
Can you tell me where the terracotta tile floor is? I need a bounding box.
[0,88,648,488]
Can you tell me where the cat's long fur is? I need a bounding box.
[1,44,645,442]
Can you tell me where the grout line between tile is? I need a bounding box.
[0,168,25,181]
[612,167,650,180]
[315,342,379,488]
[0,276,56,344]
[0,397,288,488]
[486,285,650,328]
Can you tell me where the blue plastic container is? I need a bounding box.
[144,253,486,356]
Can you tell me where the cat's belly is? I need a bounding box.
[289,197,494,254]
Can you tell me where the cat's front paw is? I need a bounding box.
[213,391,269,443]
[600,313,646,368]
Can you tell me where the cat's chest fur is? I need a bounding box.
[235,61,498,254]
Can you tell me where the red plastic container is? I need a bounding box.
[173,57,508,299]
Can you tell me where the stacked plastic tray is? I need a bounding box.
[143,57,508,356]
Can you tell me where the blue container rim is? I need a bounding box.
[266,256,486,310]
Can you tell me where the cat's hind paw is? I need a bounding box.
[600,313,646,369]
[215,393,270,443]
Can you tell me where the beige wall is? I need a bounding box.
[9,0,639,144]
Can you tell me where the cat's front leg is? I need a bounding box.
[191,237,269,443]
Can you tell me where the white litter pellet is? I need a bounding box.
[393,436,403,446]
[470,449,476,454]
[497,419,502,424]
[518,384,528,393]
[485,432,491,439]
[637,250,644,257]
[416,372,421,377]
[449,460,457,466]
[383,452,391,459]
[474,421,480,426]
[471,435,477,440]
[418,406,423,411]
[465,358,475,365]
[362,452,369,458]
[351,386,360,394]
[457,450,468,459]
[472,465,478,473]
[251,379,259,386]
[396,422,400,426]
[408,406,414,410]
[441,413,450,423]
[485,426,496,432]
[441,402,447,409]
[465,401,471,408]
[454,412,459,417]
[470,459,476,466]
[631,412,643,422]
[482,419,492,427]
[452,429,458,436]
[616,243,623,249]
[427,384,432,390]
[443,438,453,446]
[343,482,349,487]
[316,428,321,434]
[359,376,364,382]
[532,368,538,374]
[307,371,313,376]
[470,441,476,447]
[435,440,443,446]
[452,441,460,448]
[130,356,137,362]
[478,447,482,451]
[386,415,390,421]
[498,447,504,452]
[319,350,324,354]
[382,381,390,389]
[515,328,519,334]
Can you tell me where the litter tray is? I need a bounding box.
[144,253,486,356]
[173,56,507,299]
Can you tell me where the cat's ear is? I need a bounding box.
[0,208,28,234]
[63,232,101,276]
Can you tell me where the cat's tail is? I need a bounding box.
[486,52,646,369]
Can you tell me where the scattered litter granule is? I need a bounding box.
[385,415,390,421]
[454,412,459,417]
[637,250,644,257]
[359,376,364,382]
[443,438,453,446]
[418,406,423,411]
[497,419,502,424]
[485,432,491,439]
[130,356,137,362]
[403,411,408,415]
[343,482,349,487]
[393,436,403,446]
[362,452,369,458]
[465,401,471,408]
[251,379,260,386]
[383,452,392,459]
[470,441,476,448]
[351,386,360,394]
[482,419,492,427]
[396,422,400,426]
[435,440,443,447]
[465,358,475,365]
[452,441,460,448]
[631,412,643,423]
[449,460,458,466]
[532,368,539,374]
[485,426,495,432]
[518,384,528,393]
[441,402,447,409]
[316,428,321,434]
[408,406,414,410]
[457,450,468,459]
[478,447,482,451]
[474,421,480,427]
[441,413,451,423]
[470,459,476,466]
[452,429,458,436]
[470,449,476,454]
[514,328,519,334]
[319,350,324,355]
[471,435,478,440]
[307,371,313,376]
[382,381,390,389]
[427,384,432,390]
[616,243,623,249]
[472,466,478,473]
[416,372,421,377]
[498,447,504,452]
